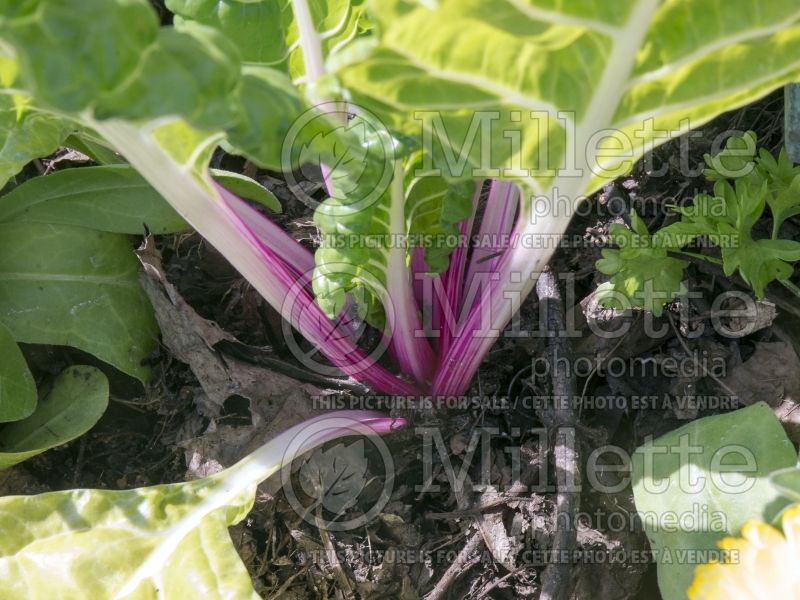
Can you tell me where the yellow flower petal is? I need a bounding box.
[688,504,800,600]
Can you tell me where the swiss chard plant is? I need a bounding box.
[3,0,799,399]
[1,1,800,596]
[598,131,800,314]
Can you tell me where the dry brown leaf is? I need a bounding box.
[720,341,800,407]
[137,237,319,421]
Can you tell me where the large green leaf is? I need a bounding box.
[2,3,330,173]
[319,0,800,386]
[0,222,158,381]
[0,412,401,599]
[631,403,797,600]
[0,165,187,234]
[0,365,108,470]
[0,479,260,599]
[335,0,800,197]
[95,24,242,131]
[0,321,35,423]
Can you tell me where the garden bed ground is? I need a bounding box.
[1,91,798,600]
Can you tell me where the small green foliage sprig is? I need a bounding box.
[597,132,800,315]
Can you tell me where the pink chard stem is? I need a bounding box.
[433,181,523,396]
[437,181,482,358]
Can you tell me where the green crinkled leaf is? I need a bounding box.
[310,112,474,324]
[0,0,159,112]
[165,0,367,80]
[312,269,385,330]
[631,402,797,600]
[311,134,429,325]
[0,165,188,234]
[223,65,359,175]
[248,88,390,196]
[2,2,247,139]
[0,365,108,470]
[1,1,321,175]
[596,211,688,316]
[405,173,474,273]
[313,182,394,326]
[313,169,473,326]
[311,116,405,324]
[0,222,158,382]
[96,24,242,131]
[0,321,35,423]
[300,122,370,196]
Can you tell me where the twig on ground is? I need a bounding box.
[476,565,527,597]
[266,563,311,599]
[424,531,484,600]
[424,495,541,519]
[315,508,356,599]
[536,267,580,600]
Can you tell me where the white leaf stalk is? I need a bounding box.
[115,411,403,598]
[383,160,435,382]
[291,0,327,91]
